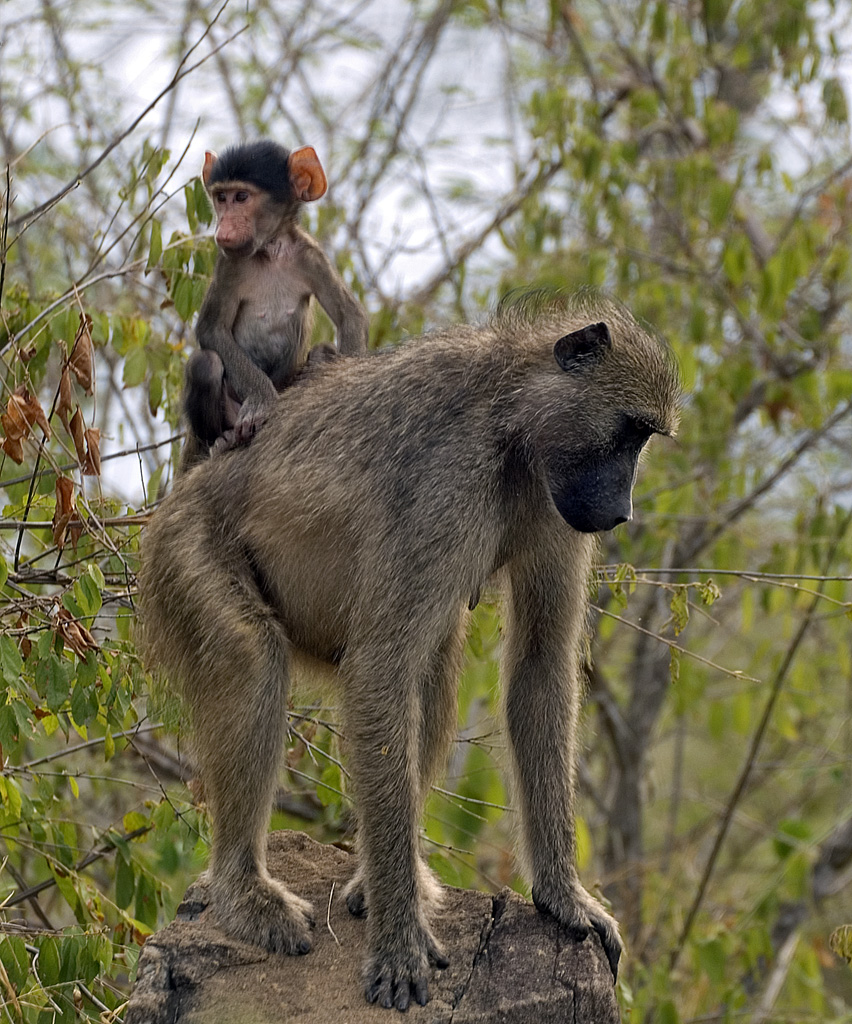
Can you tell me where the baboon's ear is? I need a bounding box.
[554,322,611,372]
[202,151,218,186]
[288,146,328,202]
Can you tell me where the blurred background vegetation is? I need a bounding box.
[1,0,852,1020]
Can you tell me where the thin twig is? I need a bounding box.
[4,825,151,908]
[326,882,340,946]
[592,605,761,683]
[10,722,162,772]
[0,433,180,489]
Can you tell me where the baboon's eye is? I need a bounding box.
[620,415,656,445]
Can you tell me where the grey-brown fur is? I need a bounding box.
[139,293,680,1011]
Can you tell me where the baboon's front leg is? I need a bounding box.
[345,615,465,922]
[343,640,449,1012]
[504,537,622,979]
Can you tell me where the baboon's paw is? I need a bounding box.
[363,927,449,1012]
[363,951,430,1012]
[214,879,315,956]
[346,886,367,918]
[532,884,622,981]
[344,870,367,918]
[177,871,212,921]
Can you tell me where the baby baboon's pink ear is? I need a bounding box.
[202,151,218,186]
[288,146,328,202]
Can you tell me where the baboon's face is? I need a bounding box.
[547,412,656,532]
[540,319,669,534]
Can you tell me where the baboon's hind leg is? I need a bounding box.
[188,602,314,955]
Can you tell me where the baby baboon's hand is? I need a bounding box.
[532,882,622,980]
[233,392,275,447]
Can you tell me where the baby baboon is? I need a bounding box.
[182,140,368,469]
[139,293,680,1011]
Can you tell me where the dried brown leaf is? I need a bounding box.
[2,385,51,441]
[83,427,101,476]
[16,613,31,659]
[69,313,94,395]
[54,607,99,658]
[57,367,74,429]
[1,400,28,441]
[69,407,86,463]
[1,435,24,463]
[53,476,75,550]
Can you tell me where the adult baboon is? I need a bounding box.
[139,293,680,1012]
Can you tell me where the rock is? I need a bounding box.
[126,831,620,1023]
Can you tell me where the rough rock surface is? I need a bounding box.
[126,831,621,1023]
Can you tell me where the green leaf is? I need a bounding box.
[194,177,213,226]
[123,346,148,388]
[71,680,98,725]
[575,814,592,872]
[0,775,23,824]
[173,276,194,322]
[773,818,812,860]
[184,182,198,231]
[46,655,70,713]
[146,219,163,270]
[79,572,103,616]
[670,587,689,635]
[651,1,666,41]
[658,1000,680,1024]
[697,937,726,986]
[124,810,149,833]
[135,871,159,929]
[317,762,343,807]
[148,372,163,415]
[669,647,681,686]
[0,935,29,991]
[94,933,114,973]
[152,798,175,831]
[37,937,60,987]
[115,853,135,909]
[708,179,734,228]
[0,634,23,687]
[830,925,852,964]
[0,703,21,752]
[824,77,848,123]
[147,464,165,506]
[58,934,82,983]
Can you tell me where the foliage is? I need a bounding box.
[1,0,852,1021]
